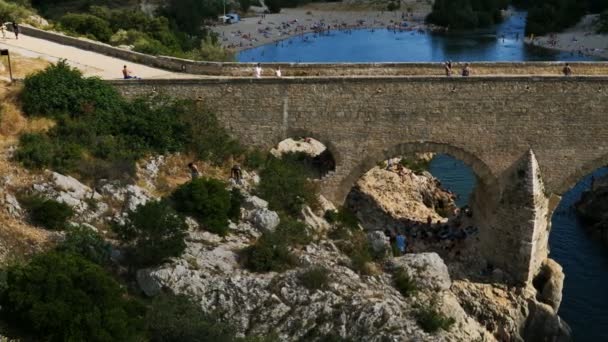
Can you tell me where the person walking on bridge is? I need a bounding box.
[0,23,6,39]
[11,22,19,40]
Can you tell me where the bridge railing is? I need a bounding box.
[15,25,608,77]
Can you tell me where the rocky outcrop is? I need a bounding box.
[575,175,608,243]
[346,166,456,231]
[388,253,451,291]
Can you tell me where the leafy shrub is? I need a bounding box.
[387,1,400,11]
[257,154,319,217]
[242,232,296,272]
[19,195,74,230]
[171,178,232,236]
[335,230,380,275]
[114,200,187,267]
[324,207,359,230]
[243,149,268,170]
[0,251,144,341]
[399,157,429,175]
[598,10,608,33]
[17,63,241,179]
[58,225,112,265]
[393,268,417,298]
[415,305,455,333]
[188,35,235,62]
[242,218,310,272]
[21,60,122,118]
[299,266,330,291]
[0,0,35,23]
[265,0,282,13]
[59,13,113,42]
[228,188,244,222]
[145,293,237,342]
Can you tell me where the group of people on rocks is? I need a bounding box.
[0,21,20,40]
[384,206,478,257]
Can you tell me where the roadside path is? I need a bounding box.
[0,34,199,79]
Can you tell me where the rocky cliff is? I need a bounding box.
[575,174,608,243]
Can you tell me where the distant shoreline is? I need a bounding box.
[210,5,433,53]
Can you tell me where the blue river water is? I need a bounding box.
[430,155,608,341]
[238,9,608,339]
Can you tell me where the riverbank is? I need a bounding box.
[525,15,608,60]
[210,2,432,51]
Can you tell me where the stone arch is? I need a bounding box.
[335,141,498,205]
[557,152,608,196]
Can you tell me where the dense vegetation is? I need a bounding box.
[243,218,311,272]
[19,195,74,230]
[515,0,608,35]
[0,251,145,341]
[114,200,188,268]
[426,0,510,29]
[4,0,234,60]
[171,177,241,236]
[16,61,241,181]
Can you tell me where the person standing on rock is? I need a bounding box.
[188,163,200,180]
[396,233,407,255]
[231,164,242,184]
[0,23,6,39]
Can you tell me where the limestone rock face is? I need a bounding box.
[575,176,608,243]
[533,258,564,312]
[137,231,494,341]
[247,208,280,232]
[524,300,572,342]
[347,167,455,230]
[389,253,452,291]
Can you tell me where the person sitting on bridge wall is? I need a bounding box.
[122,65,139,79]
[562,63,572,76]
[461,63,471,77]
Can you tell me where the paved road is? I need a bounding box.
[0,34,197,79]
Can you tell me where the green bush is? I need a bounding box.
[17,63,241,179]
[387,1,400,11]
[335,230,379,275]
[59,13,113,42]
[598,10,608,33]
[114,200,187,267]
[257,154,319,217]
[299,266,330,291]
[0,251,144,341]
[19,195,74,230]
[399,157,429,175]
[171,178,232,236]
[393,268,417,298]
[228,188,244,222]
[426,0,508,29]
[21,61,122,118]
[324,207,359,230]
[57,225,112,265]
[0,0,35,23]
[145,293,237,342]
[243,149,268,170]
[242,218,310,272]
[415,305,455,333]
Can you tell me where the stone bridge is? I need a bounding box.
[112,64,608,285]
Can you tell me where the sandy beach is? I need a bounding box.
[210,2,433,51]
[526,15,608,60]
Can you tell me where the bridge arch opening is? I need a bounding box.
[547,166,608,340]
[270,137,336,179]
[341,142,497,264]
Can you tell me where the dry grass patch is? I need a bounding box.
[0,53,50,79]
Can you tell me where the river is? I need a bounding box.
[239,9,608,340]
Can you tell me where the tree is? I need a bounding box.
[171,178,235,236]
[0,252,144,341]
[114,200,187,267]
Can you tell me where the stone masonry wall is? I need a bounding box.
[113,75,608,283]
